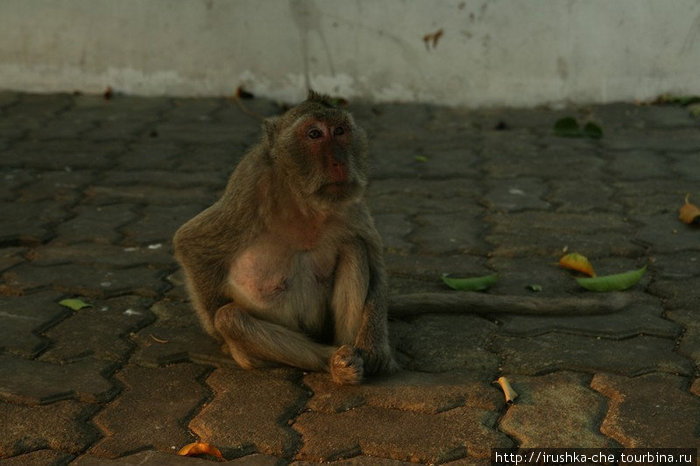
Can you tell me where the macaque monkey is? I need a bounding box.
[174,91,630,385]
[174,91,396,384]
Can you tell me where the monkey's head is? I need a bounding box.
[263,91,369,206]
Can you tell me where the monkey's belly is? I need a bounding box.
[227,240,337,332]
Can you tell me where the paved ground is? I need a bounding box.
[0,92,698,465]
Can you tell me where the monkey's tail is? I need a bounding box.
[388,292,632,316]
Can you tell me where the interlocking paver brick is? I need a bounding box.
[0,246,25,272]
[0,169,34,201]
[304,369,501,414]
[634,214,700,253]
[499,372,615,448]
[591,372,700,448]
[548,178,617,212]
[0,354,116,404]
[294,404,510,463]
[373,213,414,253]
[54,204,138,244]
[498,301,679,339]
[0,199,71,245]
[130,299,226,367]
[27,243,174,267]
[294,457,413,466]
[484,178,550,212]
[121,204,205,244]
[649,276,700,310]
[0,399,99,457]
[4,263,166,298]
[665,308,700,364]
[1,449,74,465]
[493,333,694,376]
[90,363,209,458]
[16,169,96,203]
[189,367,307,458]
[40,295,154,363]
[117,141,183,170]
[1,93,699,463]
[483,146,606,180]
[391,314,498,372]
[85,184,214,207]
[486,211,644,258]
[608,150,672,180]
[2,140,124,170]
[0,291,68,358]
[412,210,489,255]
[74,450,285,465]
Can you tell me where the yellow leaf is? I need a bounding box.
[558,252,596,277]
[679,194,700,225]
[177,442,223,459]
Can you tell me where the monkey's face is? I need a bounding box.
[276,110,368,205]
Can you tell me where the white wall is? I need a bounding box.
[2,0,699,107]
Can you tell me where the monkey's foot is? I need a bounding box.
[330,345,364,385]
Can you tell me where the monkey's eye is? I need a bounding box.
[308,128,323,139]
[333,126,345,136]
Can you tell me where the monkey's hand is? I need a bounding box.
[330,345,364,385]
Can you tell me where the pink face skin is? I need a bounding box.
[298,118,352,186]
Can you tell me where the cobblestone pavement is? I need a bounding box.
[0,92,698,465]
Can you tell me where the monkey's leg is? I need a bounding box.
[214,303,363,384]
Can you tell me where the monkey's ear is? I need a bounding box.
[262,117,279,145]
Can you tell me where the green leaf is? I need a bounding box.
[526,284,543,292]
[553,117,580,137]
[59,298,92,311]
[554,117,603,139]
[582,122,603,139]
[442,273,499,292]
[414,155,428,163]
[576,265,647,292]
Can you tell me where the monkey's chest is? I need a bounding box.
[227,238,337,330]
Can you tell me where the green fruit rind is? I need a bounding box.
[576,265,647,292]
[442,273,499,292]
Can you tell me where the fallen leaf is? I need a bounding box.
[59,298,93,311]
[442,273,498,292]
[494,376,518,404]
[576,265,647,292]
[414,154,428,163]
[582,121,603,139]
[679,194,700,225]
[558,252,596,277]
[554,117,603,139]
[526,284,543,292]
[178,442,223,459]
[150,334,169,344]
[553,117,580,137]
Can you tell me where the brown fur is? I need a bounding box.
[173,91,396,384]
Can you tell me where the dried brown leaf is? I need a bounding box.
[495,376,518,404]
[177,442,223,459]
[679,194,700,225]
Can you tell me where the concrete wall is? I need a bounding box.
[2,0,699,107]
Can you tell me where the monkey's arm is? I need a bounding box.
[388,291,631,317]
[344,231,398,375]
